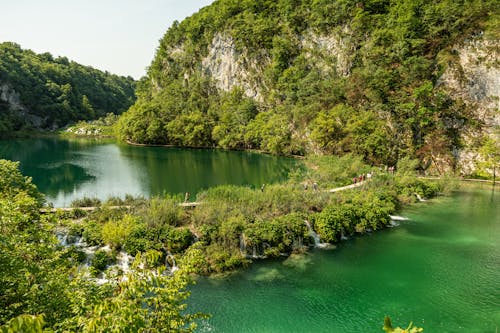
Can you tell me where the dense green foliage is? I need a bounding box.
[0,160,204,332]
[118,0,497,169]
[0,42,136,135]
[60,154,444,275]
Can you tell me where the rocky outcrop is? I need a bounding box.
[201,33,269,101]
[0,83,45,128]
[0,84,25,111]
[300,27,356,76]
[438,35,499,174]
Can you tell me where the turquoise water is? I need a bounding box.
[0,137,297,207]
[188,186,500,332]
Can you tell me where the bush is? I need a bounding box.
[91,249,115,272]
[101,215,137,250]
[82,220,104,246]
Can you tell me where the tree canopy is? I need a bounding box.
[118,0,497,169]
[0,42,136,135]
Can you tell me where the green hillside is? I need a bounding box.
[0,42,136,134]
[118,0,498,169]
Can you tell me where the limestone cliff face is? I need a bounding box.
[438,35,500,174]
[201,33,269,102]
[300,27,356,76]
[197,28,356,102]
[0,84,24,111]
[0,83,45,128]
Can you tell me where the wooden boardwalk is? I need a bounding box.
[40,202,202,213]
[42,182,371,214]
[328,181,366,193]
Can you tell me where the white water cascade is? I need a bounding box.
[239,234,247,256]
[165,252,179,273]
[304,220,330,248]
[415,193,427,202]
[389,215,410,227]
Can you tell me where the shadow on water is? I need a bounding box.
[35,163,95,197]
[0,138,97,197]
[0,137,298,206]
[116,143,296,196]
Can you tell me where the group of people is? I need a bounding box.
[353,172,373,184]
[303,181,318,191]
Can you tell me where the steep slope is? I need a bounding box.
[118,0,498,174]
[0,42,136,134]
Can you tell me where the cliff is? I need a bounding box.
[118,0,499,176]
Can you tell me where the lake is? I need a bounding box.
[0,137,297,207]
[188,185,500,332]
[1,137,498,332]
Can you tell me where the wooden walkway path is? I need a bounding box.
[328,181,366,193]
[41,202,202,213]
[42,181,373,213]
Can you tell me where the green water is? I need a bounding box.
[0,137,296,207]
[189,186,500,332]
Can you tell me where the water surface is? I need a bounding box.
[189,186,500,332]
[0,137,297,207]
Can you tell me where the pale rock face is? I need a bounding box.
[438,36,499,174]
[0,83,45,128]
[201,33,269,101]
[300,27,355,76]
[0,84,25,110]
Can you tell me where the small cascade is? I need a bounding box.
[415,193,427,202]
[389,215,409,227]
[239,234,247,256]
[298,236,303,249]
[56,231,68,246]
[115,251,132,275]
[340,230,349,241]
[389,215,409,221]
[304,220,330,248]
[252,245,257,258]
[165,252,179,273]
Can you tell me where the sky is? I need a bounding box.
[0,0,215,79]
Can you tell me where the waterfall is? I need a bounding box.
[389,215,409,221]
[56,231,68,246]
[341,230,348,241]
[165,252,179,273]
[116,251,132,275]
[304,220,329,248]
[389,215,409,227]
[415,193,427,202]
[252,245,257,258]
[239,234,247,256]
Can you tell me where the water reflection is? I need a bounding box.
[0,137,296,207]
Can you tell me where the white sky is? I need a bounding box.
[0,0,215,79]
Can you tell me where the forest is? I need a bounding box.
[117,0,498,170]
[0,42,136,135]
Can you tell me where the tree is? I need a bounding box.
[0,160,205,332]
[479,136,500,184]
[73,251,206,333]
